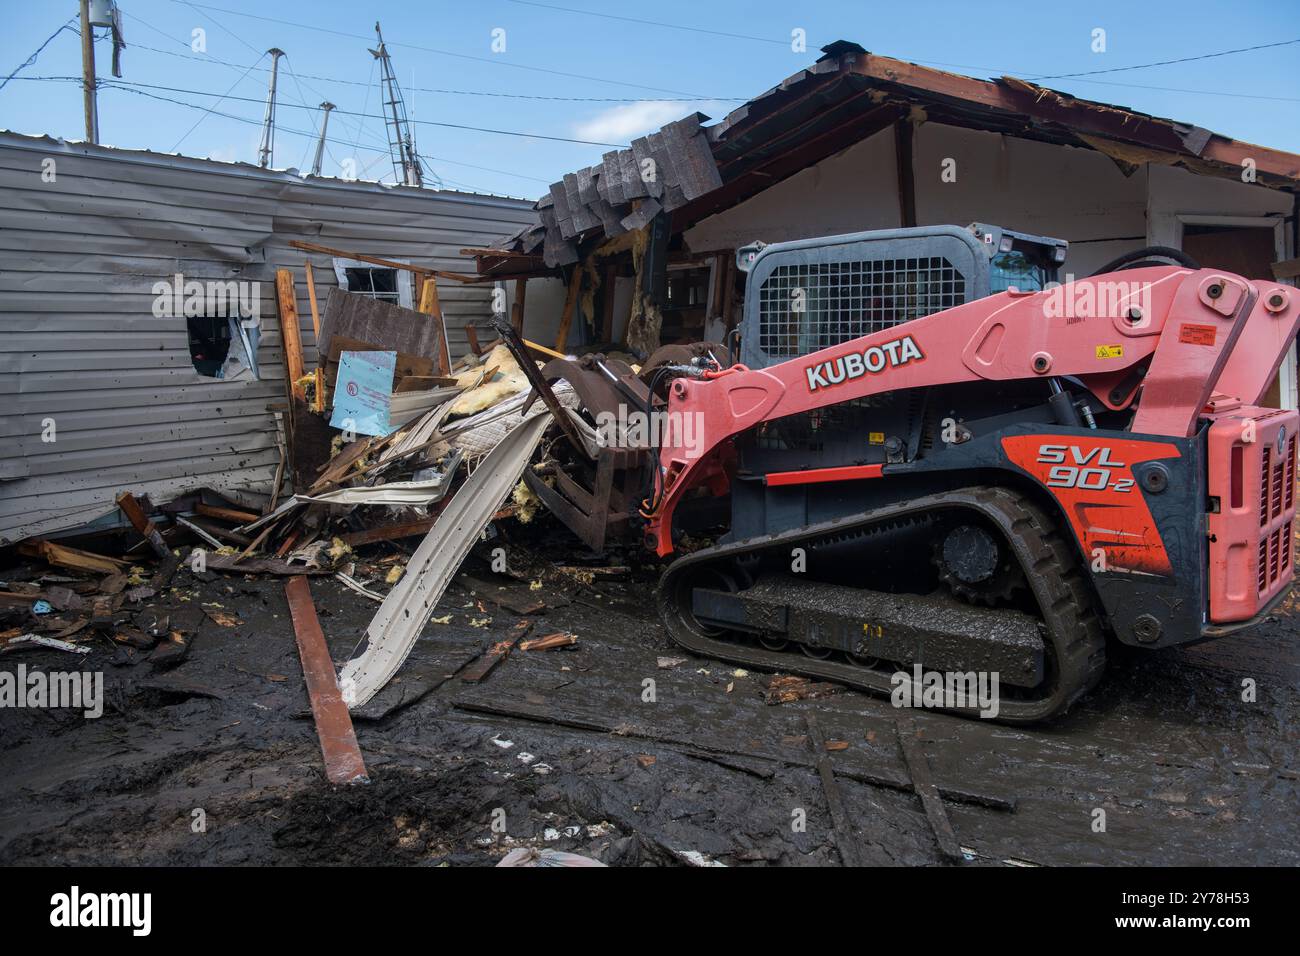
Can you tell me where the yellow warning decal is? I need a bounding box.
[1096,345,1124,359]
[868,431,885,445]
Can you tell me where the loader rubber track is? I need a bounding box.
[657,486,1106,723]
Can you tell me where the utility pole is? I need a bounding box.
[79,0,99,144]
[369,22,424,187]
[257,48,285,169]
[309,102,335,177]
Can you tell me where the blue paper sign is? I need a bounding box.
[330,350,396,437]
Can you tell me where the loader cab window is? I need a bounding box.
[989,251,1048,294]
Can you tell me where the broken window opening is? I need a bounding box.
[187,309,261,382]
[187,315,232,377]
[333,257,415,308]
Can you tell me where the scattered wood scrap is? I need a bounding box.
[520,632,576,652]
[115,492,171,559]
[17,540,130,575]
[804,713,873,867]
[764,675,844,706]
[284,576,369,785]
[895,717,965,863]
[460,620,532,684]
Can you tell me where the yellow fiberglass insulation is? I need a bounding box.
[448,343,532,417]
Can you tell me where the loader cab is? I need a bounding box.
[734,223,1067,370]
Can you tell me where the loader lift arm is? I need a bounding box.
[645,267,1299,557]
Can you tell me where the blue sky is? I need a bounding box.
[1,0,1297,199]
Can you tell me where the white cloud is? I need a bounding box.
[574,101,713,143]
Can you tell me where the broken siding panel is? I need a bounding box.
[0,132,536,543]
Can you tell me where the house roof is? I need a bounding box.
[477,40,1300,275]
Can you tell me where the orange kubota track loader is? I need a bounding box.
[629,225,1299,723]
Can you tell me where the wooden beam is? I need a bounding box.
[284,576,369,785]
[290,239,432,275]
[804,713,866,867]
[288,239,477,284]
[524,338,566,360]
[338,516,440,547]
[554,267,582,352]
[417,274,450,374]
[511,277,528,335]
[304,263,324,411]
[275,269,305,399]
[195,503,260,524]
[896,717,964,862]
[304,262,322,340]
[459,247,540,259]
[894,119,917,228]
[18,539,130,574]
[720,250,736,332]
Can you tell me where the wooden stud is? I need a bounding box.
[417,275,450,374]
[304,262,322,340]
[511,277,527,335]
[894,119,917,229]
[276,269,305,399]
[554,266,582,353]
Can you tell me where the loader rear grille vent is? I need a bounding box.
[1259,520,1293,593]
[1259,438,1294,526]
[1260,445,1271,526]
[1287,436,1296,510]
[757,256,965,359]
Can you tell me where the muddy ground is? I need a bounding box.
[0,533,1296,867]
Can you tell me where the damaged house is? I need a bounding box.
[0,132,543,544]
[477,41,1300,404]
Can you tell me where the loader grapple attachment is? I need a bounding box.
[1207,407,1298,623]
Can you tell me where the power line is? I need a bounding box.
[125,34,1300,110]
[1,16,77,92]
[12,75,552,190]
[169,52,267,152]
[23,75,631,147]
[1027,38,1300,80]
[169,0,719,98]
[124,8,384,155]
[129,40,740,102]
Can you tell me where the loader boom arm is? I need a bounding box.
[645,266,1299,555]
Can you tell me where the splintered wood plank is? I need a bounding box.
[115,492,171,559]
[896,717,963,862]
[459,620,532,684]
[284,576,369,785]
[417,276,450,374]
